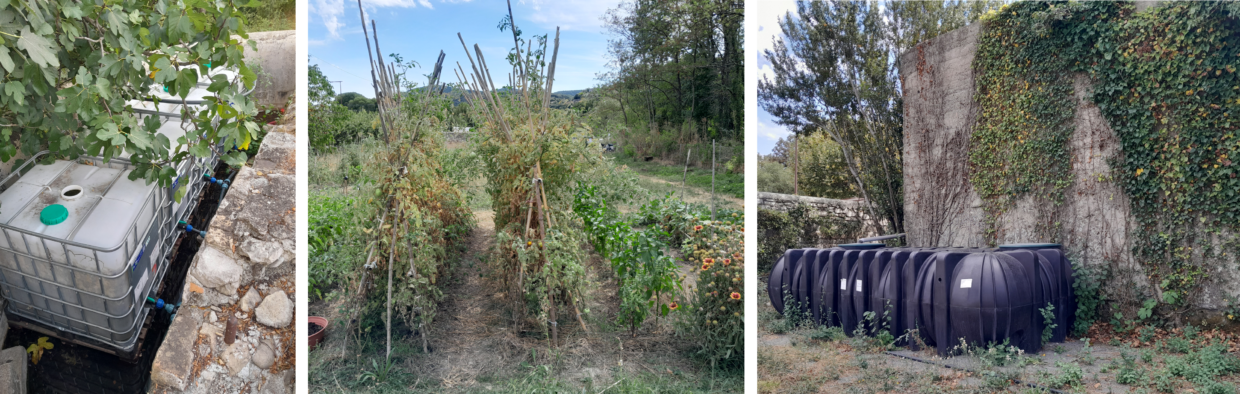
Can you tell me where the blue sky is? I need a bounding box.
[309,0,623,97]
[753,0,798,155]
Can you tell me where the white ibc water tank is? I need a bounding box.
[0,156,169,345]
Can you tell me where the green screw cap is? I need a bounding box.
[40,204,68,225]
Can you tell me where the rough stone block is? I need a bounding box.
[255,290,292,328]
[191,246,244,294]
[151,310,203,391]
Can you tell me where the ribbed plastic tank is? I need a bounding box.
[849,248,893,335]
[901,249,938,349]
[804,248,840,325]
[948,252,1037,354]
[916,250,973,353]
[872,249,909,340]
[813,248,847,326]
[999,243,1074,343]
[767,248,807,315]
[0,155,174,353]
[791,249,824,313]
[840,244,882,335]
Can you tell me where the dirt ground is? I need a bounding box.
[310,206,730,392]
[757,279,1240,394]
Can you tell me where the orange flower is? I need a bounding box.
[701,263,711,271]
[730,292,741,300]
[694,225,704,231]
[722,258,731,266]
[669,302,679,311]
[704,257,715,264]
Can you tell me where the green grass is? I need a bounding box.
[242,0,294,32]
[615,155,744,199]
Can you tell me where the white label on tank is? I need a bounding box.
[840,279,847,290]
[960,279,972,289]
[134,270,149,305]
[856,280,863,292]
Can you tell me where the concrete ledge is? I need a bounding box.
[0,346,25,394]
[151,311,203,391]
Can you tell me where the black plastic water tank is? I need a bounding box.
[872,249,910,341]
[949,252,1037,355]
[813,248,847,326]
[768,249,806,315]
[807,248,841,325]
[901,249,938,349]
[835,243,880,334]
[793,249,829,313]
[999,243,1075,342]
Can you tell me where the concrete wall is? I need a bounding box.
[898,8,1239,315]
[241,30,295,107]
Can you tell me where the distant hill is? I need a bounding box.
[397,86,593,109]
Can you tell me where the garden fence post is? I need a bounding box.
[683,148,691,187]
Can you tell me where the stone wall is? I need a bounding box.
[151,102,297,393]
[757,192,883,243]
[898,7,1239,314]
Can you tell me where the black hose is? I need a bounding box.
[882,351,1069,394]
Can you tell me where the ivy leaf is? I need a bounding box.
[17,27,59,68]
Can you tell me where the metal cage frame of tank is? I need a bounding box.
[0,150,208,357]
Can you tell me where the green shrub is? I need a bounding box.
[758,160,794,194]
[1046,361,1083,389]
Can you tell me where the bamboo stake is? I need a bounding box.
[356,0,392,146]
[341,209,388,358]
[532,179,555,347]
[386,208,401,361]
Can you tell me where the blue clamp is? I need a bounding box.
[147,297,179,314]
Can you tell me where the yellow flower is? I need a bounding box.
[1136,168,1144,176]
[730,292,742,300]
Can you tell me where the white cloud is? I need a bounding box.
[314,0,473,38]
[758,63,776,85]
[751,0,798,55]
[520,0,624,34]
[757,118,791,141]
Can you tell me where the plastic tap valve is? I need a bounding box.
[178,220,208,237]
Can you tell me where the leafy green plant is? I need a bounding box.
[1045,361,1083,389]
[1039,302,1057,345]
[1116,351,1143,385]
[1078,338,1095,366]
[676,217,745,370]
[357,357,396,384]
[0,0,261,192]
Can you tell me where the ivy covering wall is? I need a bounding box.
[972,1,1240,322]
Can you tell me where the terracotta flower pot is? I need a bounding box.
[308,316,329,350]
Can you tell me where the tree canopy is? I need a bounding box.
[600,0,743,141]
[0,0,262,188]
